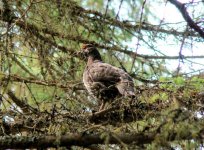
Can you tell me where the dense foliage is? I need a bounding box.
[0,0,204,149]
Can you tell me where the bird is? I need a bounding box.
[81,44,135,111]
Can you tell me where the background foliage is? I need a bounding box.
[0,0,204,149]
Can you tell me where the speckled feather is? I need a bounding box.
[82,44,135,108]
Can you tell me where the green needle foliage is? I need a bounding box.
[0,0,204,149]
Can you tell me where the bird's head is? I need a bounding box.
[81,44,96,54]
[81,44,102,61]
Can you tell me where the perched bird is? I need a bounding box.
[82,44,135,111]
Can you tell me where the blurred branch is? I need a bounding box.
[14,20,204,60]
[168,0,204,39]
[7,90,38,113]
[88,102,161,124]
[136,55,204,59]
[0,6,203,62]
[1,116,41,135]
[10,55,37,78]
[0,132,154,149]
[0,127,203,149]
[82,7,199,37]
[0,73,82,90]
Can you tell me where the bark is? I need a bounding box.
[0,127,203,149]
[0,132,155,149]
[168,0,204,38]
[7,90,38,113]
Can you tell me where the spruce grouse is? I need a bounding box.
[82,44,135,110]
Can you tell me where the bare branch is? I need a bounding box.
[168,0,204,38]
[0,6,203,61]
[0,73,82,90]
[7,90,38,113]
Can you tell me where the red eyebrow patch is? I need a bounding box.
[81,44,93,49]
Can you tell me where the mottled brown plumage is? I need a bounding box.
[82,44,135,110]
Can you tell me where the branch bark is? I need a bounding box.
[7,90,38,113]
[81,5,199,37]
[0,132,155,148]
[0,128,203,149]
[168,0,204,38]
[0,6,203,61]
[0,73,83,90]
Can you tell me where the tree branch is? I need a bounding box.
[168,0,204,38]
[81,5,199,37]
[0,132,155,149]
[0,73,82,90]
[0,127,203,149]
[7,90,38,113]
[0,6,203,61]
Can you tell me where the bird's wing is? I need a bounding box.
[85,62,135,97]
[87,62,125,83]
